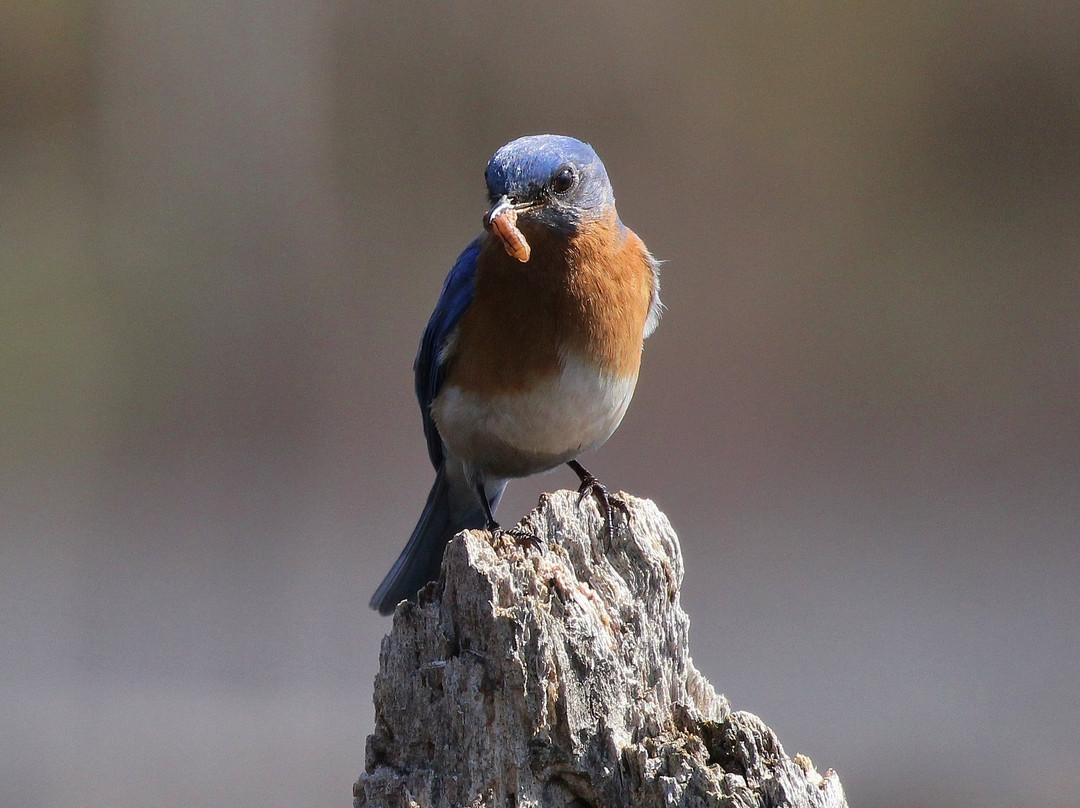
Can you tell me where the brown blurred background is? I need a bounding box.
[3,2,1079,806]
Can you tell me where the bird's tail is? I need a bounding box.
[370,466,497,615]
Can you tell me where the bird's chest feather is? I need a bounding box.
[432,351,637,478]
[431,218,653,477]
[445,218,653,393]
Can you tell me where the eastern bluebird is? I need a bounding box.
[370,134,662,614]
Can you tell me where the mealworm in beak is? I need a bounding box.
[489,208,531,263]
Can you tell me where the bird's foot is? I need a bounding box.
[566,459,629,543]
[478,480,543,551]
[488,521,545,552]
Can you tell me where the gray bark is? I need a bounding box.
[355,491,849,808]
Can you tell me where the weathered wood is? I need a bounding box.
[356,491,848,808]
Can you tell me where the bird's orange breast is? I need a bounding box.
[444,212,655,397]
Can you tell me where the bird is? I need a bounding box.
[370,134,662,615]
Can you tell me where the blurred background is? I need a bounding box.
[3,2,1078,806]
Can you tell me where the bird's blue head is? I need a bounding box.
[484,135,615,234]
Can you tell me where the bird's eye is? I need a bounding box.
[551,166,576,194]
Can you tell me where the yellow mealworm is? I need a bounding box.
[490,209,531,263]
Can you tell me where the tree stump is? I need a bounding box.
[355,491,848,808]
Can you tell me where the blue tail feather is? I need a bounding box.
[370,466,490,615]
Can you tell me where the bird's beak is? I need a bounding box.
[483,195,514,230]
[484,195,533,263]
[484,194,544,229]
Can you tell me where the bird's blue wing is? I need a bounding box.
[414,236,482,469]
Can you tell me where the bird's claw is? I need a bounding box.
[490,524,545,552]
[568,461,628,544]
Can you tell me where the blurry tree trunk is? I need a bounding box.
[354,491,849,808]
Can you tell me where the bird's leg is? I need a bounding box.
[476,482,542,549]
[476,481,501,533]
[567,459,629,542]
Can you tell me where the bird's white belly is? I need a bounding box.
[432,354,637,479]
